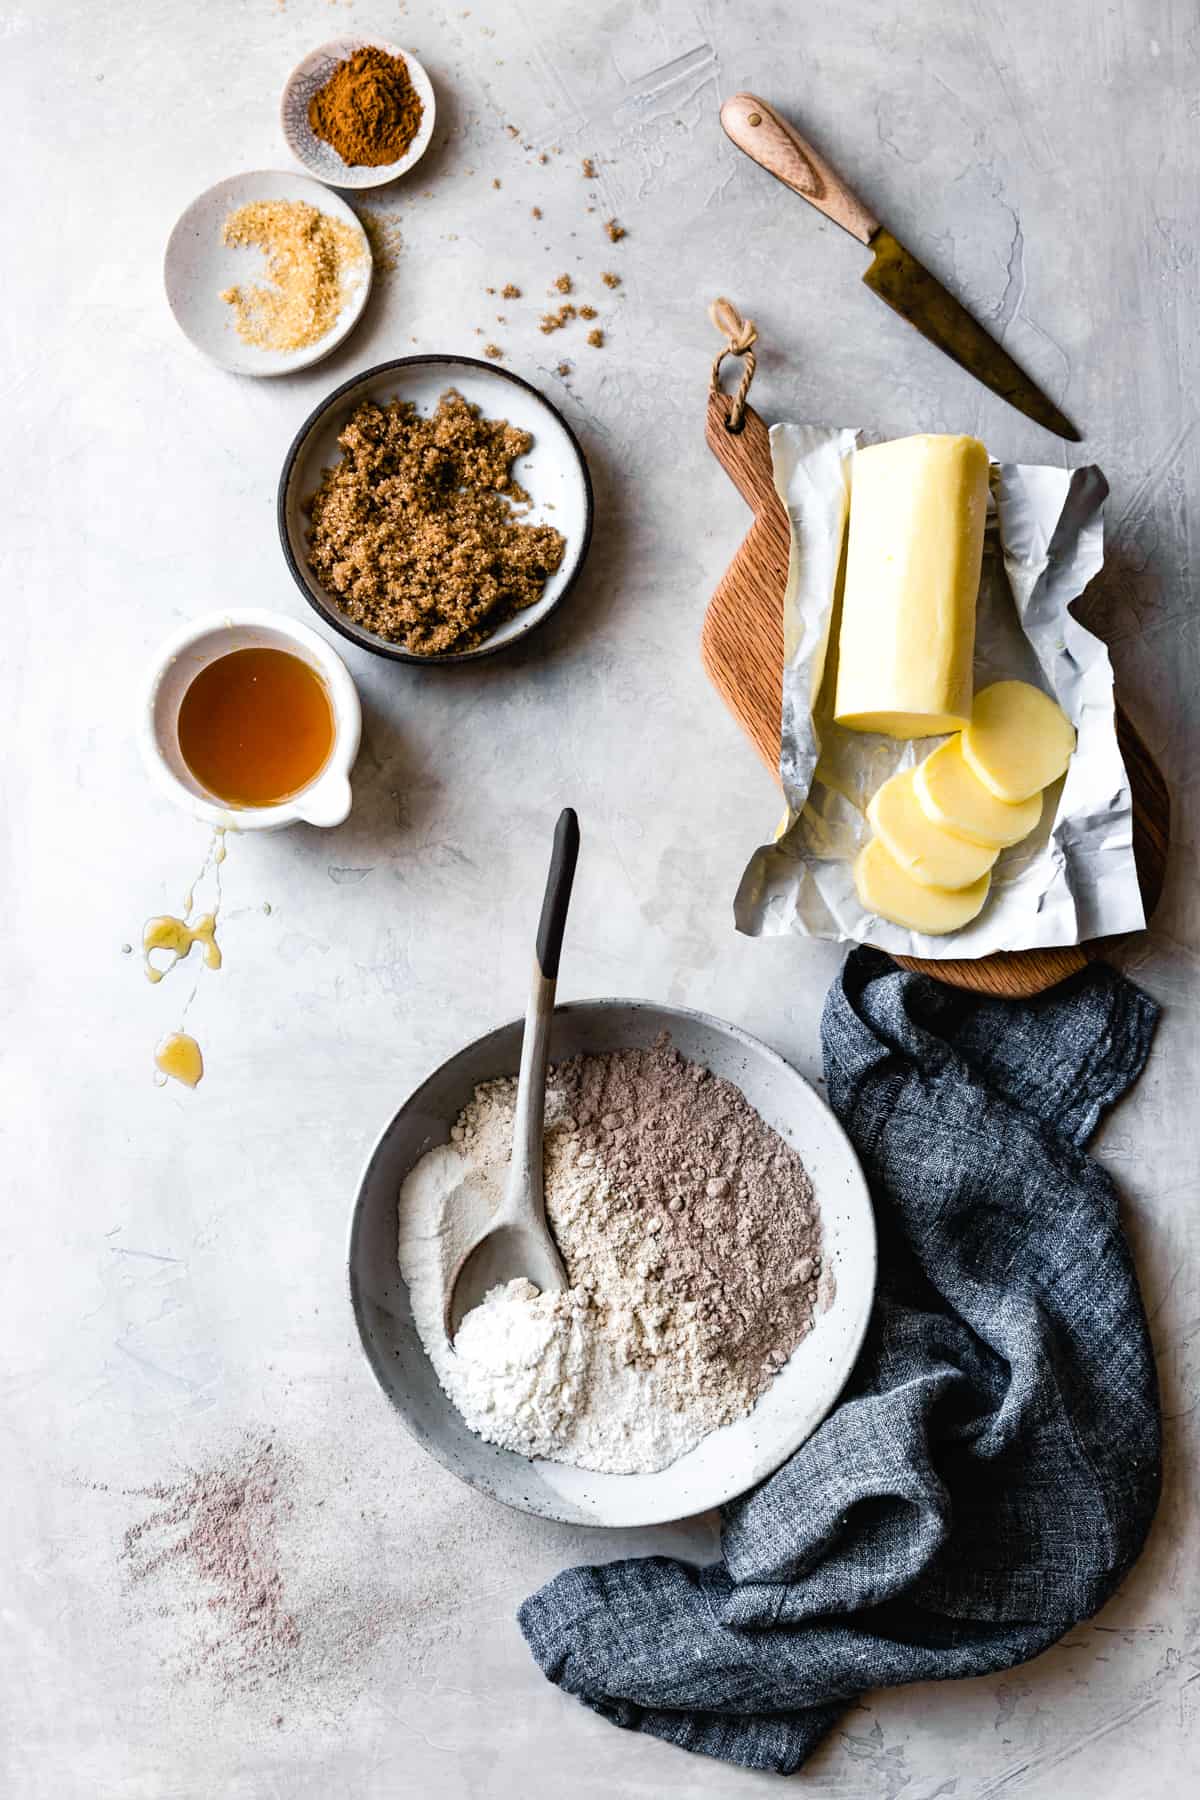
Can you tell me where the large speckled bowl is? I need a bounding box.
[348,999,877,1528]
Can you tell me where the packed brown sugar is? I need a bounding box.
[304,389,567,656]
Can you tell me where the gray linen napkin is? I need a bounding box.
[518,947,1161,1774]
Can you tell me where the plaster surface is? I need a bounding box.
[3,2,1198,1795]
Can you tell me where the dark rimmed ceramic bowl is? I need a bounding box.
[277,356,594,664]
[348,998,877,1528]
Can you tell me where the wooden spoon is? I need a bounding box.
[444,808,580,1341]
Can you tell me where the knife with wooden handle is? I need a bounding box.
[720,92,1080,441]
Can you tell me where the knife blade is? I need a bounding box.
[719,92,1080,442]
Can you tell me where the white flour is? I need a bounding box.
[397,1079,756,1474]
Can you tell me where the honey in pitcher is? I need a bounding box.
[177,647,335,807]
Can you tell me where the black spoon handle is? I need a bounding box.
[535,808,580,980]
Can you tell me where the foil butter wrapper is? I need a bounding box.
[734,424,1145,959]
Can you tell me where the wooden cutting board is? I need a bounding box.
[701,389,1169,997]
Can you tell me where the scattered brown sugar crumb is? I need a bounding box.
[539,303,577,334]
[587,328,604,347]
[601,270,621,289]
[537,152,548,165]
[505,124,520,138]
[604,218,626,242]
[581,157,597,179]
[219,199,365,351]
[485,285,496,295]
[578,304,597,320]
[556,361,572,377]
[354,204,404,275]
[531,206,543,220]
[304,389,566,657]
[483,343,503,359]
[552,273,572,294]
[501,282,521,299]
[492,178,501,189]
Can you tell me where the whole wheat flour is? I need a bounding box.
[397,1038,824,1474]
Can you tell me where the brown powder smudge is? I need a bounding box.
[122,1437,300,1687]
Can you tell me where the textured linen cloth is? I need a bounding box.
[518,948,1162,1774]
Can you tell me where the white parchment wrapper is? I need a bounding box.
[734,424,1145,958]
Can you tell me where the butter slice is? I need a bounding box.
[855,837,991,935]
[835,434,990,738]
[915,737,1043,847]
[961,681,1076,802]
[867,767,998,890]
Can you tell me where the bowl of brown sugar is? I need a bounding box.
[282,38,436,189]
[277,357,594,663]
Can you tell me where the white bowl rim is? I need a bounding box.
[280,37,437,189]
[277,354,595,666]
[137,607,363,830]
[347,996,878,1527]
[162,170,374,378]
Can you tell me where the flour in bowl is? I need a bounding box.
[397,1038,824,1475]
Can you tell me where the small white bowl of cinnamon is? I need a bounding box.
[281,38,437,190]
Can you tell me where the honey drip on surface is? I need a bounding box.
[154,1033,204,1088]
[142,830,226,985]
[140,829,226,1090]
[143,912,221,984]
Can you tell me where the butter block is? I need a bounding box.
[961,681,1076,802]
[867,767,998,890]
[834,433,990,738]
[854,837,991,934]
[915,737,1043,847]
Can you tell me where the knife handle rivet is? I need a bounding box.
[747,111,762,126]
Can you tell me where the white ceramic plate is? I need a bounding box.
[163,171,372,377]
[348,1000,877,1527]
[278,357,594,663]
[281,38,436,189]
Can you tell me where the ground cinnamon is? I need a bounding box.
[308,47,423,168]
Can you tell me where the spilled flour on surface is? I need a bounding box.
[122,1438,299,1686]
[116,1433,389,1708]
